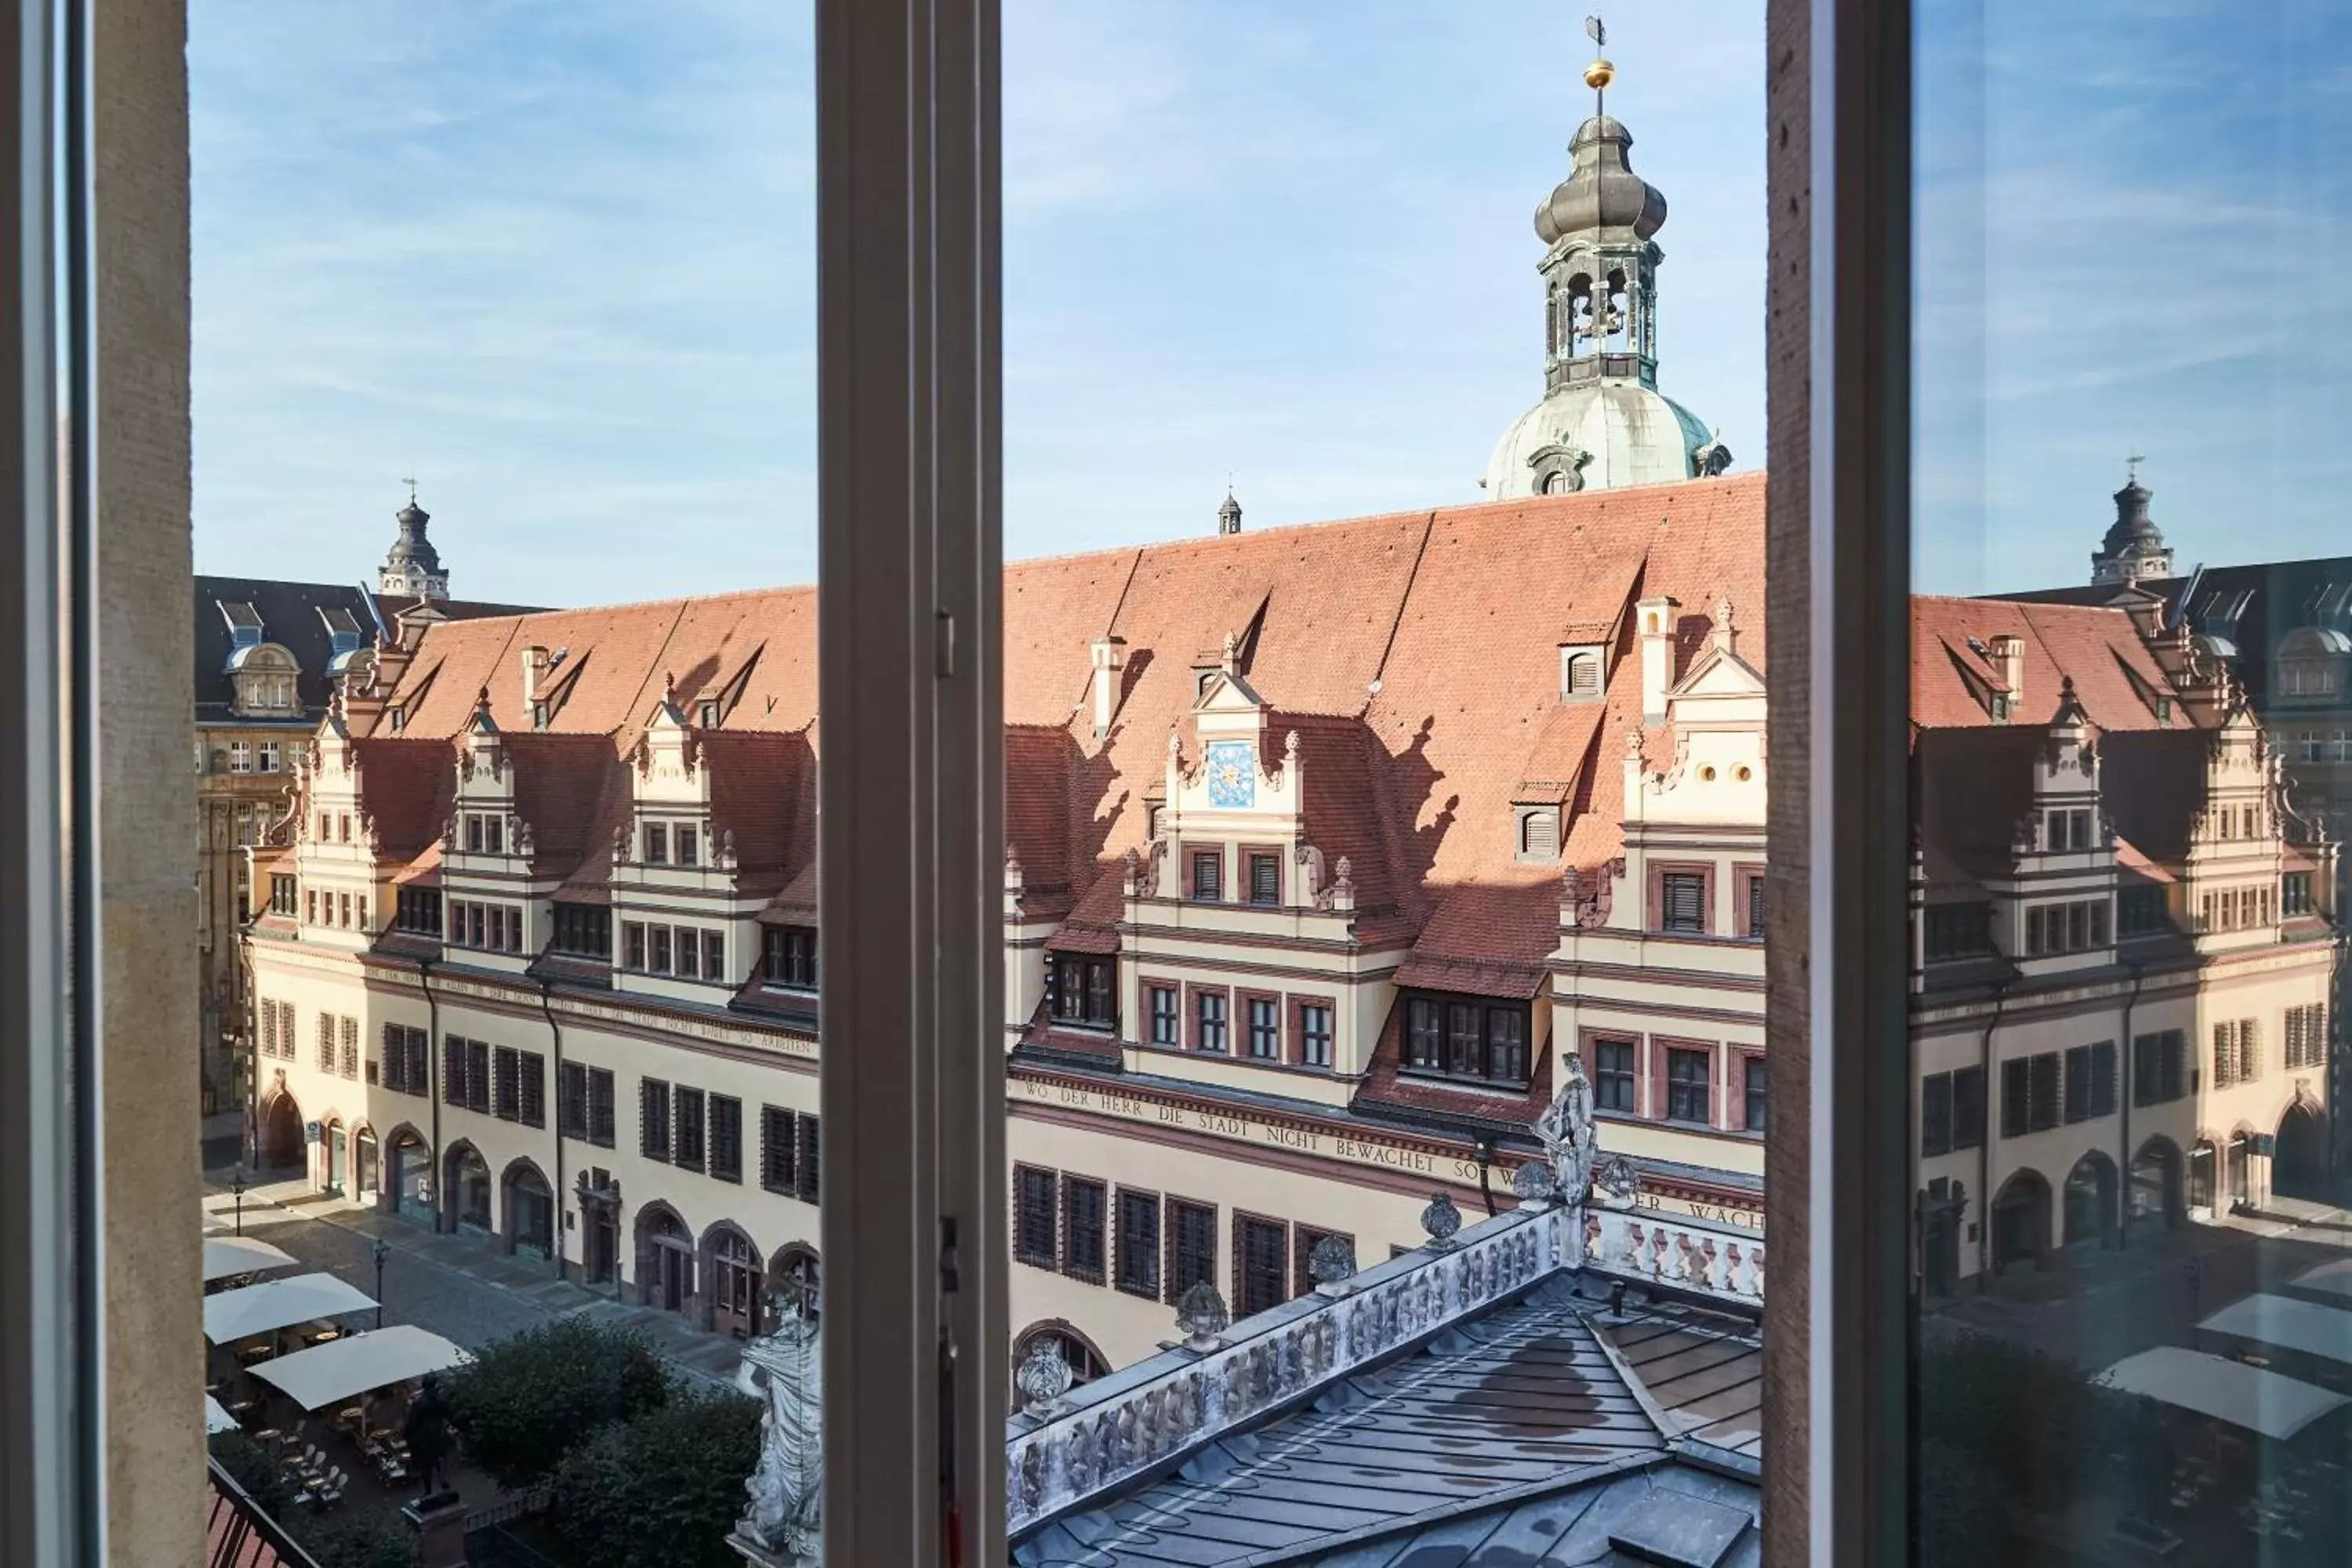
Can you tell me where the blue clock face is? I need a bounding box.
[1203,741,1257,808]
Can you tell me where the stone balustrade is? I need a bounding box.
[1584,1202,1766,1304]
[1004,1203,1560,1537]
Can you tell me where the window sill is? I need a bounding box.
[1398,1069,1531,1095]
[1014,1254,1058,1272]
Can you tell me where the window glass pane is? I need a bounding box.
[197,4,830,1546]
[1915,2,2349,1550]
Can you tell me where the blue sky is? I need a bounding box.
[189,2,2349,608]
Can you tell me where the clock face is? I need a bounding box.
[1203,741,1257,808]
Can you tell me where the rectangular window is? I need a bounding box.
[1406,997,1442,1070]
[2062,1044,2092,1124]
[1116,1189,1161,1299]
[1298,1003,1332,1068]
[1744,1056,1768,1134]
[760,1105,797,1195]
[587,1067,615,1147]
[1660,871,1706,933]
[676,928,700,979]
[258,741,279,774]
[703,930,726,982]
[1195,991,1227,1053]
[648,925,672,974]
[464,815,482,853]
[229,742,252,773]
[641,1078,671,1160]
[317,1012,336,1073]
[550,902,611,959]
[1922,1072,1954,1157]
[1666,1047,1712,1125]
[1149,985,1178,1047]
[673,1087,706,1172]
[339,891,352,928]
[795,1115,820,1204]
[1062,1177,1107,1284]
[1246,996,1279,1059]
[764,926,818,988]
[2286,1004,2328,1070]
[1165,1199,1217,1303]
[710,1096,742,1183]
[492,1047,520,1121]
[465,1040,490,1113]
[1951,1065,1984,1151]
[1014,1166,1058,1268]
[2027,1052,2060,1132]
[1747,874,1766,939]
[1486,1006,1527,1081]
[1050,954,1116,1028]
[676,824,699,867]
[2118,884,2167,935]
[643,822,668,863]
[1248,852,1279,906]
[483,815,503,855]
[2283,871,2314,917]
[1922,902,1991,960]
[2000,1058,2030,1140]
[1595,1039,1638,1112]
[559,1061,588,1139]
[1191,851,1222,902]
[2089,1040,2117,1119]
[1234,1215,1287,1318]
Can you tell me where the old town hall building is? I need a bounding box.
[235,80,2336,1376]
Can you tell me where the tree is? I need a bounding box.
[303,1509,421,1568]
[550,1392,762,1568]
[441,1318,673,1488]
[209,1431,292,1517]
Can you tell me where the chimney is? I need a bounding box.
[521,645,551,729]
[1636,595,1679,725]
[1089,634,1127,739]
[1989,633,2024,716]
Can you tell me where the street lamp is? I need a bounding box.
[372,1236,390,1330]
[230,1166,248,1237]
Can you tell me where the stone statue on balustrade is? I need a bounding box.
[1532,1053,1599,1207]
[731,1280,823,1567]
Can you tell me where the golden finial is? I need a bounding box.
[1583,16,1614,103]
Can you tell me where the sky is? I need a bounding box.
[187,2,2350,608]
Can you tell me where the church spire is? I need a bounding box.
[2090,455,2173,587]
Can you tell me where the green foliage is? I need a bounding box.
[442,1318,674,1489]
[209,1430,292,1516]
[302,1508,421,1568]
[1917,1328,2159,1560]
[550,1392,762,1568]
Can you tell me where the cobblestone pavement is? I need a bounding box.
[202,1170,746,1389]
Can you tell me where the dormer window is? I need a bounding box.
[1558,646,1606,702]
[644,822,670,864]
[1403,993,1530,1086]
[1515,806,1561,863]
[677,825,699,867]
[1049,954,1116,1029]
[763,927,818,989]
[698,699,721,728]
[389,706,406,734]
[1991,695,2012,723]
[2043,808,2093,851]
[1195,670,1216,700]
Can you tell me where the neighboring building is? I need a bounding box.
[1910,596,2337,1294]
[195,496,536,1137]
[1991,473,2352,1188]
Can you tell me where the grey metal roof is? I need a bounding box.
[1014,1279,1760,1567]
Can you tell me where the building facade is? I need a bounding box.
[197,499,532,1134]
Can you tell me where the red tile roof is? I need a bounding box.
[356,472,1766,977]
[1912,596,2177,735]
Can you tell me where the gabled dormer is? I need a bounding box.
[1160,667,1313,911]
[2180,705,2287,949]
[1604,599,1768,940]
[2000,684,2117,975]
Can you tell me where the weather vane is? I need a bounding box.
[1584,15,1614,117]
[401,473,419,507]
[2126,448,2145,485]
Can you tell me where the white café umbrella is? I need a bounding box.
[249,1325,472,1412]
[202,1236,298,1284]
[202,1272,376,1346]
[2098,1345,2349,1442]
[205,1393,238,1436]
